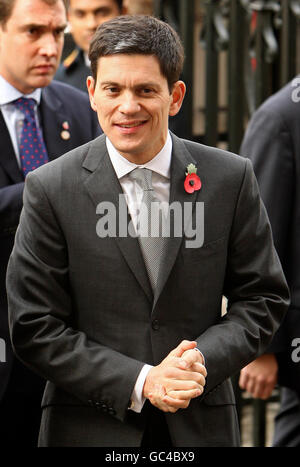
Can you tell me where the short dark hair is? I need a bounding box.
[0,0,69,26]
[89,15,184,92]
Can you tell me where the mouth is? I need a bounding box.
[115,121,148,133]
[34,64,55,73]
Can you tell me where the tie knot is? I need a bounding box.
[130,168,153,191]
[13,97,36,115]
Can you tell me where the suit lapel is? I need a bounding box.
[153,134,200,306]
[0,112,23,183]
[0,85,73,183]
[82,136,153,303]
[39,85,74,160]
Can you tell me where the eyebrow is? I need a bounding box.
[100,81,160,89]
[20,22,67,31]
[71,7,112,14]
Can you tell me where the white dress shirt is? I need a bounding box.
[106,133,172,412]
[0,74,42,168]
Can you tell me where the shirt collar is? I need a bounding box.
[0,74,42,106]
[106,132,172,181]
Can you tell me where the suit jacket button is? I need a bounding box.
[152,319,159,330]
[108,407,116,416]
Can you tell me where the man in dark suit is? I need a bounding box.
[239,78,300,446]
[55,0,126,92]
[7,15,289,447]
[0,0,101,446]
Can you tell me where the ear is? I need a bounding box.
[87,76,97,112]
[169,81,186,117]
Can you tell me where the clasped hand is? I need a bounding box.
[143,340,207,413]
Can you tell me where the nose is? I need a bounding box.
[39,34,59,58]
[119,92,141,115]
[86,13,99,30]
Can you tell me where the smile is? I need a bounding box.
[114,121,148,135]
[116,121,147,128]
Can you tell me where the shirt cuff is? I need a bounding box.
[195,348,205,366]
[129,364,153,413]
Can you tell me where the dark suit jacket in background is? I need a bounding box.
[240,79,300,392]
[0,80,101,403]
[55,47,90,94]
[6,133,289,447]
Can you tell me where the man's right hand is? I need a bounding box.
[143,340,207,413]
[239,353,278,399]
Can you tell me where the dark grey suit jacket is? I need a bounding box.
[6,133,289,447]
[240,79,300,392]
[0,80,101,401]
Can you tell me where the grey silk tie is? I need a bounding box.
[129,168,166,291]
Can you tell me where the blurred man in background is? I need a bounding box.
[55,0,126,92]
[239,77,300,446]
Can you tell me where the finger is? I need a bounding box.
[166,378,204,392]
[148,384,170,408]
[162,394,190,410]
[239,371,248,390]
[245,377,256,397]
[169,340,197,358]
[190,362,207,378]
[166,388,203,400]
[172,369,206,387]
[261,384,275,400]
[148,385,178,413]
[182,349,202,368]
[253,379,268,399]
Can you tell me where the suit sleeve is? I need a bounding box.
[240,107,294,267]
[6,172,144,422]
[240,107,294,355]
[0,183,24,235]
[196,159,290,394]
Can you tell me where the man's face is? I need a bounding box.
[87,54,185,164]
[0,0,67,94]
[68,0,123,53]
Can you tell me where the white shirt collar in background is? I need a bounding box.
[0,74,41,106]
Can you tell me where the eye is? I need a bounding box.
[140,88,154,95]
[107,87,120,94]
[27,27,40,36]
[95,8,111,18]
[54,28,65,39]
[73,10,85,19]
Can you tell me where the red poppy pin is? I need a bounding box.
[184,163,202,194]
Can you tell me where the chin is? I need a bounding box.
[35,76,54,89]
